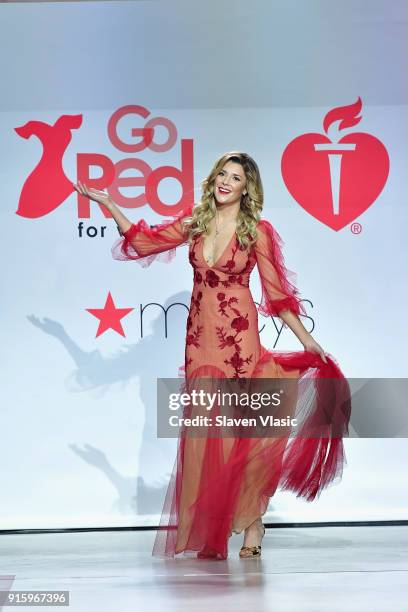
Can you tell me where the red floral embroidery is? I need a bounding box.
[204,270,220,288]
[225,350,253,378]
[216,327,241,349]
[224,258,236,272]
[217,292,238,318]
[215,297,253,378]
[186,291,203,347]
[220,240,239,272]
[231,314,249,332]
[192,290,203,318]
[186,229,256,378]
[189,236,199,266]
[186,324,203,348]
[218,301,228,317]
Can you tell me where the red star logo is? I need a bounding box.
[86,291,134,337]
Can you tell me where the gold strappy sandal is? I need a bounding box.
[239,524,265,558]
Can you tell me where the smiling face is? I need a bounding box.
[214,161,247,205]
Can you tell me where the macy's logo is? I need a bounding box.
[14,104,194,220]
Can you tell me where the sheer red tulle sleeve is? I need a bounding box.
[111,202,194,268]
[254,219,307,326]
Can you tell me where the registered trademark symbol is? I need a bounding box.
[351,222,362,234]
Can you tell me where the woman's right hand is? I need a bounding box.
[73,181,114,210]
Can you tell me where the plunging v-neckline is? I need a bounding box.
[201,230,236,270]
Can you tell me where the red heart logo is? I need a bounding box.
[281,97,390,231]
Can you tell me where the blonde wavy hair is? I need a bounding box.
[182,151,264,249]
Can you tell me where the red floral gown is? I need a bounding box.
[111,202,351,560]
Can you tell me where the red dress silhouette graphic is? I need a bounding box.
[111,203,351,559]
[14,114,82,218]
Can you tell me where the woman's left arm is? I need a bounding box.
[254,219,328,364]
[278,310,328,363]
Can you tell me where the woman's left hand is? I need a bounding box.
[301,335,328,364]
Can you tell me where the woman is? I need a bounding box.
[73,151,351,560]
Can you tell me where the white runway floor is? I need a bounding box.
[1,525,407,611]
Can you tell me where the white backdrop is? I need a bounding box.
[1,0,407,529]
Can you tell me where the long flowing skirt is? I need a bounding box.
[152,347,351,559]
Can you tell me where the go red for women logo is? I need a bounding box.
[14,105,193,219]
[281,97,389,231]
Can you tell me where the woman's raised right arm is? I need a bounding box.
[105,198,134,236]
[109,200,194,265]
[73,181,194,267]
